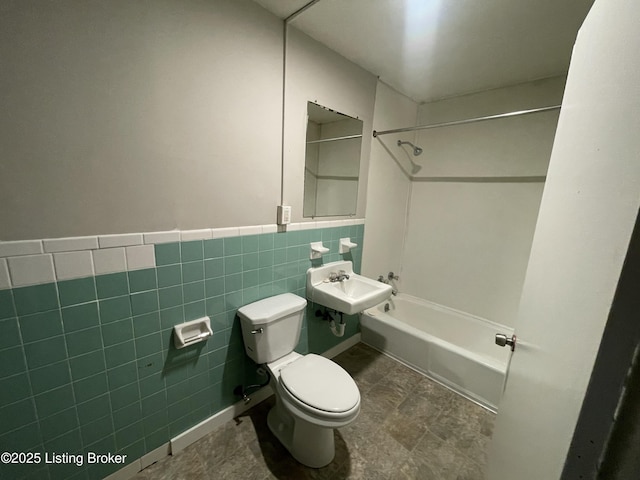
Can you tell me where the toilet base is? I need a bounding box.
[267,402,335,468]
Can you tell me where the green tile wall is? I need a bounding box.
[0,225,364,480]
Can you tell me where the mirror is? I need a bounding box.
[303,102,363,217]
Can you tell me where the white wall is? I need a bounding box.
[361,82,417,280]
[401,77,566,326]
[489,0,640,477]
[0,1,377,242]
[0,0,284,240]
[283,27,377,223]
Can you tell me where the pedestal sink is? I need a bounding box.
[306,261,393,315]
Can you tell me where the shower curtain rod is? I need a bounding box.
[306,134,363,144]
[372,105,561,137]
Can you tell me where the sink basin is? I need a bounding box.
[306,261,393,315]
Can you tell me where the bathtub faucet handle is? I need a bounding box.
[388,272,399,281]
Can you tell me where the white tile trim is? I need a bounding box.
[92,248,127,275]
[180,229,213,241]
[103,459,142,480]
[321,332,361,359]
[43,236,98,253]
[7,254,56,287]
[125,245,156,270]
[314,220,335,229]
[170,386,274,454]
[0,240,43,258]
[211,227,239,239]
[98,234,144,249]
[143,231,181,245]
[0,259,11,289]
[53,251,95,281]
[0,220,366,284]
[238,225,262,236]
[140,443,170,470]
[298,221,317,231]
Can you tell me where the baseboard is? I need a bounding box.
[108,333,361,479]
[321,332,361,359]
[171,385,274,453]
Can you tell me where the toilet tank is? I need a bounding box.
[237,293,307,364]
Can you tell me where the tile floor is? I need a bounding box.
[133,343,494,480]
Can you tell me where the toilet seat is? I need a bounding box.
[279,354,360,419]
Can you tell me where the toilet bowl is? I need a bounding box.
[237,294,360,468]
[266,352,360,467]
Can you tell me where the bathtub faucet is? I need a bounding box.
[378,275,397,295]
[379,272,400,283]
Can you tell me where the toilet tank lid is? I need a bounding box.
[237,293,307,325]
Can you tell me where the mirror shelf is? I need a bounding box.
[303,101,364,218]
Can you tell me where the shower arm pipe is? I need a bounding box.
[306,134,363,144]
[372,105,561,137]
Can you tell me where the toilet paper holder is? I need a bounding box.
[173,316,213,349]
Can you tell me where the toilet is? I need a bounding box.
[237,293,360,468]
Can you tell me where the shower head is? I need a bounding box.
[397,140,423,174]
[397,140,423,156]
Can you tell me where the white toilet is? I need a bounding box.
[237,293,360,468]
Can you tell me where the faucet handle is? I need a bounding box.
[329,272,338,281]
[388,272,399,281]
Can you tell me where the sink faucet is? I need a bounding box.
[330,270,350,282]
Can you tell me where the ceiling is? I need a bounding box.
[254,0,594,103]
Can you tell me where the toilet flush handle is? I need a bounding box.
[250,328,264,334]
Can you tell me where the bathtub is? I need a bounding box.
[360,294,513,411]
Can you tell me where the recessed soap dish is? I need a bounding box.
[339,238,358,254]
[310,241,330,260]
[173,316,213,349]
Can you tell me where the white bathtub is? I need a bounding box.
[360,294,513,411]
